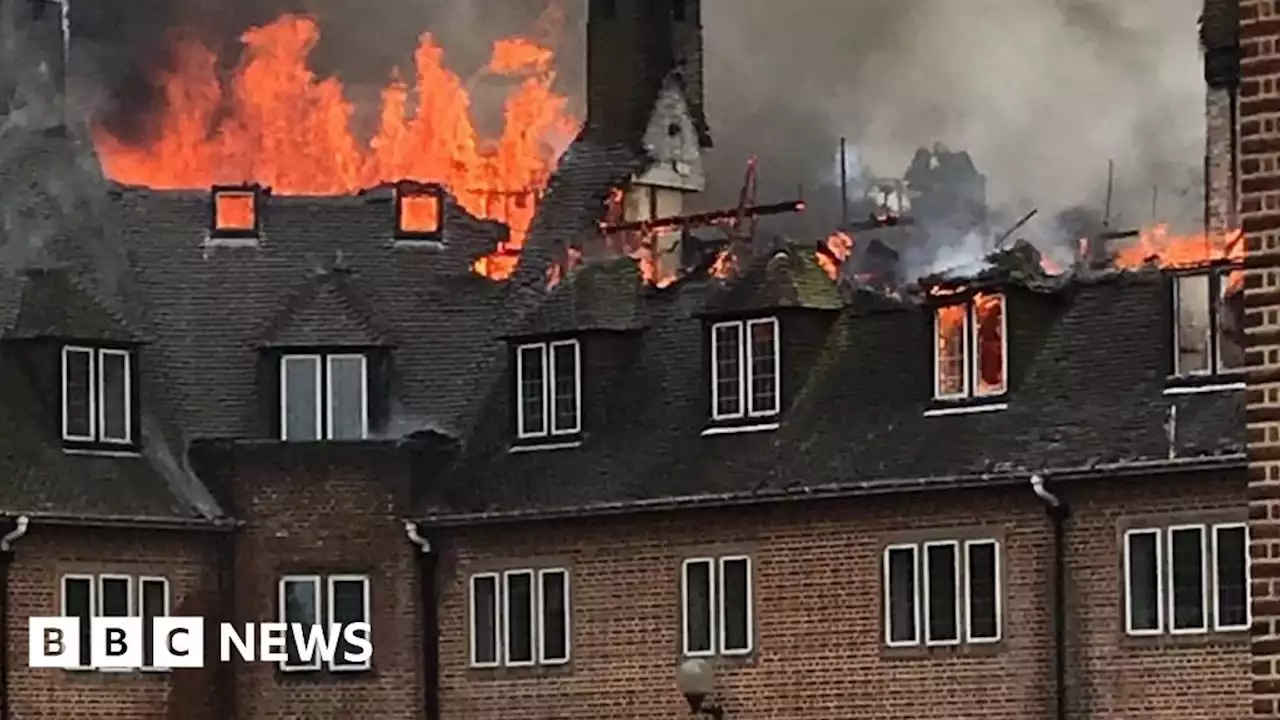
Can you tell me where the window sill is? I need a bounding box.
[701,422,780,437]
[881,639,1005,660]
[679,651,759,668]
[203,235,260,249]
[391,237,445,250]
[1118,628,1247,650]
[509,439,583,454]
[1163,379,1245,395]
[923,401,1008,418]
[63,447,143,459]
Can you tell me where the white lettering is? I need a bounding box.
[290,623,341,664]
[341,622,373,664]
[258,622,287,662]
[219,623,255,662]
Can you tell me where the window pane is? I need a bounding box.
[100,351,130,441]
[886,547,917,644]
[1170,527,1206,630]
[282,356,320,441]
[471,575,498,665]
[539,570,569,662]
[518,346,547,436]
[62,577,92,667]
[141,580,167,668]
[1214,525,1248,629]
[1218,270,1245,372]
[966,541,999,641]
[550,343,579,434]
[712,324,743,418]
[1126,531,1161,632]
[683,560,713,654]
[282,579,319,667]
[331,578,368,666]
[63,348,93,438]
[505,571,534,664]
[748,320,779,415]
[973,295,1005,396]
[925,543,959,643]
[327,355,366,440]
[935,306,967,397]
[721,558,750,653]
[100,577,130,617]
[1175,274,1211,375]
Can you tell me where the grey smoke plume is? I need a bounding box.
[698,0,1207,258]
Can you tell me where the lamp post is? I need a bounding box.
[675,658,724,719]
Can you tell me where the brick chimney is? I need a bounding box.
[1203,0,1240,234]
[1241,0,1280,716]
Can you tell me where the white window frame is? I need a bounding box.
[59,574,95,671]
[963,539,1002,644]
[1211,522,1252,632]
[277,574,324,672]
[96,574,135,618]
[680,557,716,658]
[501,569,537,668]
[58,574,171,672]
[717,555,754,656]
[515,340,582,439]
[326,574,372,672]
[1171,272,1214,377]
[325,354,370,441]
[1123,528,1166,636]
[468,573,502,668]
[710,318,780,421]
[61,346,97,442]
[138,576,171,672]
[280,355,323,442]
[922,540,962,647]
[882,544,921,648]
[1167,524,1209,635]
[535,568,571,665]
[932,295,1007,401]
[97,348,133,444]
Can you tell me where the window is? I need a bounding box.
[883,539,1001,647]
[681,556,753,657]
[278,574,371,672]
[515,340,581,439]
[468,567,570,668]
[933,294,1006,401]
[280,353,368,441]
[1123,523,1249,636]
[1172,269,1244,377]
[212,187,258,236]
[59,574,169,671]
[710,318,780,422]
[394,184,443,238]
[61,346,134,446]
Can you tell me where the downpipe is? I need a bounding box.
[0,517,30,720]
[405,521,439,720]
[1031,476,1068,720]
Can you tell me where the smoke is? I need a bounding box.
[699,0,1207,253]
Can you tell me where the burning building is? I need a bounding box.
[0,0,1257,718]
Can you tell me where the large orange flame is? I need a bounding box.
[92,13,580,280]
[1112,225,1243,270]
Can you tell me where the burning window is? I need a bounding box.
[710,317,780,422]
[61,345,135,447]
[933,294,1006,401]
[515,339,581,439]
[395,186,443,238]
[1172,269,1244,377]
[212,188,258,236]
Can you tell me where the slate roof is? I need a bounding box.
[422,251,1244,524]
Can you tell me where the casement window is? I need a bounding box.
[1172,270,1245,377]
[59,574,169,670]
[278,574,371,672]
[1124,523,1250,636]
[469,568,570,668]
[62,345,135,446]
[515,340,581,439]
[710,318,780,421]
[280,353,368,441]
[681,556,753,657]
[933,294,1007,401]
[883,539,1002,647]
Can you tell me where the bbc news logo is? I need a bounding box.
[27,617,372,669]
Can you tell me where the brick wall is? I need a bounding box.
[1208,85,1238,234]
[205,444,426,720]
[434,473,1247,720]
[5,525,220,720]
[1242,0,1280,717]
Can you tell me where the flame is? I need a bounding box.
[92,12,579,280]
[817,231,854,280]
[1111,225,1243,270]
[934,292,1005,396]
[709,250,736,279]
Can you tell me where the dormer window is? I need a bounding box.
[710,317,780,422]
[211,186,259,238]
[933,293,1007,401]
[395,184,444,240]
[280,353,368,441]
[61,345,136,448]
[515,340,581,440]
[1172,269,1244,380]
